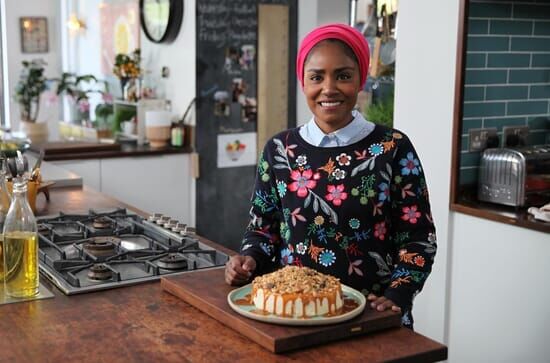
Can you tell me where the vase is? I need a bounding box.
[120,77,130,99]
[20,120,48,144]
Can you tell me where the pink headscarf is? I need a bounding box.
[296,23,370,89]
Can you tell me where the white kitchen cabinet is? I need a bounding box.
[51,160,101,191]
[100,154,195,226]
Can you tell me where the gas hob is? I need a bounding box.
[37,209,229,295]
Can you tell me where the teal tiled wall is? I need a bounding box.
[459,0,550,186]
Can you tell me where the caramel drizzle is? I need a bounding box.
[251,286,358,318]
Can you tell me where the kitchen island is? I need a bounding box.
[0,187,447,363]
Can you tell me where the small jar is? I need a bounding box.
[171,124,185,147]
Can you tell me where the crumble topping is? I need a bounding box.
[252,266,340,295]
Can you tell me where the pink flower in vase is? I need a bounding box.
[44,91,59,107]
[77,99,90,113]
[102,92,114,104]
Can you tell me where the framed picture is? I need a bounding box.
[20,17,49,53]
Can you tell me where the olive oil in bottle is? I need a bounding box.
[3,171,38,298]
[3,232,37,297]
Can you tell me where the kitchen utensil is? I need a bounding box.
[31,150,44,182]
[7,151,28,178]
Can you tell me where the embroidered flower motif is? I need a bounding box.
[401,205,421,224]
[296,154,307,166]
[314,215,325,226]
[368,143,384,156]
[281,248,293,264]
[374,221,387,240]
[399,152,420,176]
[378,182,390,202]
[354,149,368,160]
[349,218,360,229]
[319,250,336,267]
[428,232,437,243]
[414,255,425,267]
[325,184,348,206]
[276,180,287,198]
[260,243,272,255]
[288,169,319,198]
[296,242,307,255]
[290,208,306,226]
[280,222,291,241]
[336,153,351,166]
[332,168,346,180]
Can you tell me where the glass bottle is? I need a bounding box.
[3,175,38,298]
[0,159,11,283]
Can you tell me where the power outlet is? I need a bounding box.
[502,126,529,147]
[468,128,497,152]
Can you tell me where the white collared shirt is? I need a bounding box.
[299,110,375,147]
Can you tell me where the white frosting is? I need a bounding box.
[253,288,343,318]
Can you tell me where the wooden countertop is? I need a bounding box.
[0,187,448,363]
[452,187,550,234]
[31,143,193,162]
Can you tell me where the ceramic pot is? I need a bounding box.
[146,126,171,148]
[20,121,48,144]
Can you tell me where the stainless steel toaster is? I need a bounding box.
[478,145,550,207]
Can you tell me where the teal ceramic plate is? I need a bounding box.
[227,283,366,326]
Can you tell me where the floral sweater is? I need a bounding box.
[240,125,437,316]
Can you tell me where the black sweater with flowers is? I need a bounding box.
[240,125,437,311]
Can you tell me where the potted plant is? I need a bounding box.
[113,48,141,100]
[50,72,112,124]
[14,59,49,143]
[365,94,394,128]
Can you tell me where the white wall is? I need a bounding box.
[140,0,196,121]
[5,0,61,135]
[394,0,459,343]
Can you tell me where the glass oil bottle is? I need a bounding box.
[0,158,11,284]
[3,153,38,298]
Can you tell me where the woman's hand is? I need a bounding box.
[367,294,401,313]
[225,255,257,286]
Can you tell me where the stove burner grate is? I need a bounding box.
[87,263,113,280]
[92,216,113,229]
[157,253,188,270]
[82,237,121,257]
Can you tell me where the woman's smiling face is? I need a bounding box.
[303,40,361,134]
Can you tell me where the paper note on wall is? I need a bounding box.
[217,132,257,169]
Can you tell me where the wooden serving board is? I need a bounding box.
[161,268,401,353]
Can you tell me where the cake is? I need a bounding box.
[251,266,343,318]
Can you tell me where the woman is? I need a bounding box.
[225,23,436,329]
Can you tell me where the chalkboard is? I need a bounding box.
[195,0,297,251]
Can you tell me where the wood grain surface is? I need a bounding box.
[161,268,402,353]
[0,186,447,363]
